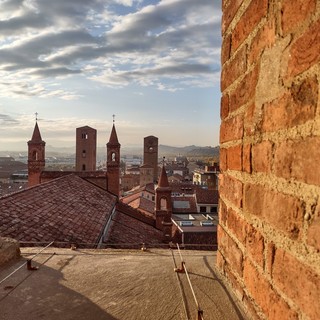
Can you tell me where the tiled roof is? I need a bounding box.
[29,121,44,143]
[105,202,162,246]
[195,189,219,204]
[0,174,117,245]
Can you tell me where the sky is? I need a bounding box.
[0,0,222,151]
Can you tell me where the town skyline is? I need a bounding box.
[0,0,221,151]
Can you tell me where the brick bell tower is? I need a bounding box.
[106,117,121,197]
[155,162,172,241]
[144,136,158,182]
[27,117,45,187]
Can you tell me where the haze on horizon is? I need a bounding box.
[0,0,222,152]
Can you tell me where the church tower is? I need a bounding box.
[106,119,121,197]
[155,163,172,240]
[75,126,97,171]
[143,136,158,182]
[27,120,45,187]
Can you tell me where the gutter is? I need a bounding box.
[97,203,117,248]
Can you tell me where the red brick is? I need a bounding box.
[252,140,273,173]
[218,225,243,277]
[248,19,276,65]
[219,200,228,226]
[266,241,275,275]
[274,137,320,186]
[272,248,320,320]
[220,94,229,120]
[281,0,316,35]
[220,114,244,143]
[224,264,244,299]
[222,0,243,34]
[288,19,320,77]
[244,259,298,320]
[244,184,304,239]
[229,65,259,113]
[244,102,257,137]
[232,0,268,51]
[220,174,243,208]
[245,224,264,267]
[307,203,320,251]
[221,33,231,65]
[219,147,227,171]
[221,45,247,91]
[242,143,251,173]
[227,144,242,171]
[262,76,318,132]
[226,207,246,243]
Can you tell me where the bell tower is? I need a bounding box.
[27,116,45,187]
[106,116,121,197]
[144,136,158,182]
[155,162,172,240]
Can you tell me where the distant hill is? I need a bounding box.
[159,145,220,157]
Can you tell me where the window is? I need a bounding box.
[112,152,116,161]
[160,198,167,210]
[210,206,217,213]
[82,133,88,139]
[82,150,86,158]
[200,206,207,213]
[82,164,86,171]
[32,150,38,161]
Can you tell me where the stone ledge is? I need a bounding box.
[0,237,20,267]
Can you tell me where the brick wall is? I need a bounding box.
[219,1,320,319]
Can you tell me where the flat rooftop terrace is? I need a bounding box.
[0,248,247,320]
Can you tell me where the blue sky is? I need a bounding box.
[0,0,221,151]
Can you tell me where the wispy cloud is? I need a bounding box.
[0,0,221,97]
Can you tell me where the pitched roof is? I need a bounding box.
[195,189,219,204]
[29,122,44,143]
[0,174,117,245]
[107,124,120,146]
[172,196,197,213]
[158,165,169,188]
[105,202,162,246]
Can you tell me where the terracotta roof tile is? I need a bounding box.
[195,189,219,204]
[0,174,117,245]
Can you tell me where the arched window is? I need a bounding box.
[82,164,86,171]
[160,198,167,210]
[32,150,38,161]
[111,152,116,162]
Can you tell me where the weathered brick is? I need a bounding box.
[218,225,243,277]
[244,259,298,320]
[229,65,259,113]
[232,0,268,51]
[307,203,320,251]
[252,140,273,173]
[220,94,229,120]
[221,45,247,91]
[272,248,320,320]
[227,144,242,171]
[224,264,244,299]
[248,19,276,66]
[245,224,264,267]
[244,184,304,239]
[226,207,246,243]
[219,147,227,172]
[220,114,244,143]
[281,0,316,35]
[219,199,228,226]
[244,102,257,137]
[274,137,320,186]
[266,241,275,275]
[242,143,251,173]
[222,0,243,34]
[216,250,226,272]
[288,19,320,77]
[220,174,243,208]
[221,33,232,65]
[262,76,318,132]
